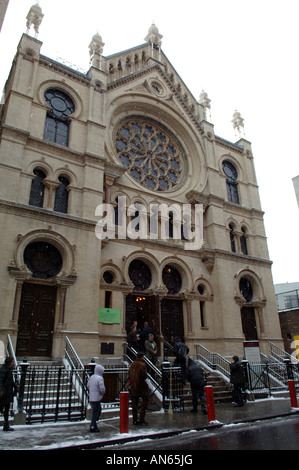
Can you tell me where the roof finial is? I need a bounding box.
[144,23,163,48]
[26,3,44,38]
[89,32,105,69]
[232,110,245,139]
[199,90,211,121]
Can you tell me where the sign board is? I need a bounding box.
[98,308,121,324]
[243,341,261,363]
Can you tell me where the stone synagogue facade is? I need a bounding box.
[0,4,283,362]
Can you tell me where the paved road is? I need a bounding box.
[100,414,299,451]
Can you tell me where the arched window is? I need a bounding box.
[240,226,248,255]
[29,169,46,207]
[44,89,75,147]
[222,160,240,204]
[24,242,62,279]
[162,265,182,294]
[240,277,253,302]
[54,176,69,213]
[229,223,236,253]
[129,259,152,291]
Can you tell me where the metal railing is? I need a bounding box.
[196,344,231,380]
[124,343,184,411]
[15,364,89,424]
[269,341,299,365]
[196,343,299,398]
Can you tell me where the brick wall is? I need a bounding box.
[279,309,299,355]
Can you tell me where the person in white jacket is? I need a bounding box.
[87,364,105,432]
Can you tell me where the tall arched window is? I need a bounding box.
[54,176,69,213]
[222,160,240,204]
[44,89,75,147]
[229,223,236,253]
[240,226,248,255]
[29,169,46,207]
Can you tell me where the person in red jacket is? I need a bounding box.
[129,352,149,425]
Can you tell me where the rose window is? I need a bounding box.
[115,117,184,191]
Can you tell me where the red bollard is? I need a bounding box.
[120,391,129,433]
[205,385,216,422]
[288,380,298,408]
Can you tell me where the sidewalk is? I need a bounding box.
[1,397,298,450]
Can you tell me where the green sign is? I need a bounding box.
[98,308,121,324]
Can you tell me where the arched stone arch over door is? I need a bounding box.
[8,230,77,357]
[234,269,267,341]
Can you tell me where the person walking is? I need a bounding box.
[87,364,106,432]
[174,337,189,384]
[186,359,207,415]
[129,352,150,425]
[0,357,18,431]
[230,356,245,407]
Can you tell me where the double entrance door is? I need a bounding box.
[126,294,184,346]
[16,283,56,357]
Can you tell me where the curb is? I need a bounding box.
[56,409,299,451]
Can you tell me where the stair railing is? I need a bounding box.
[196,344,231,380]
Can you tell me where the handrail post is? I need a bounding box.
[17,358,30,413]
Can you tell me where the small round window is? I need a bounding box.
[103,271,114,284]
[24,242,62,279]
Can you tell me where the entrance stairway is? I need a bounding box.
[14,358,88,424]
[182,373,232,408]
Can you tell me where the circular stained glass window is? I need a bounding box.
[129,259,152,291]
[44,89,75,118]
[24,242,62,279]
[222,160,238,182]
[115,117,184,191]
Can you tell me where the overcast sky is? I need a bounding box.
[1,0,298,286]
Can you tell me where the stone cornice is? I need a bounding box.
[0,200,96,232]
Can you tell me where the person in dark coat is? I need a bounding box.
[186,359,207,414]
[230,356,245,407]
[174,337,189,384]
[0,357,17,431]
[129,352,149,425]
[127,326,140,351]
[139,322,153,352]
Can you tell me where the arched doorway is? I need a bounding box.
[239,277,258,341]
[125,260,185,348]
[16,242,62,357]
[16,283,57,357]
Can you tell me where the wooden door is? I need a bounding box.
[161,298,184,345]
[241,307,258,340]
[16,283,57,357]
[126,294,159,337]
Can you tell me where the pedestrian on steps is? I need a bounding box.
[186,358,207,415]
